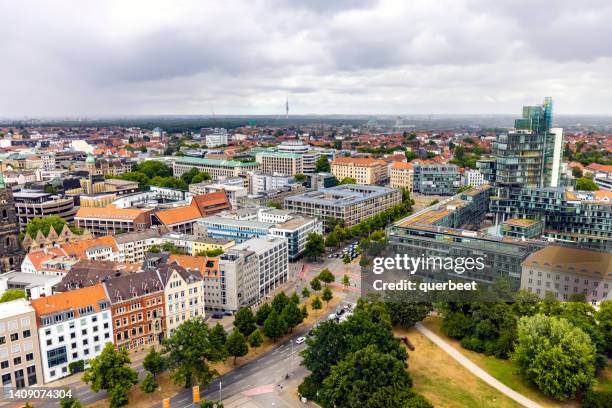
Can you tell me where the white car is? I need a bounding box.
[295,337,306,344]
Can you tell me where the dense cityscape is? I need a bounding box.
[0,96,610,408]
[2,1,612,408]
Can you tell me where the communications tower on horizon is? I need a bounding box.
[285,96,289,119]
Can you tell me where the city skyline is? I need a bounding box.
[2,0,612,116]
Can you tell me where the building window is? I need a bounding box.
[13,357,21,366]
[46,346,67,368]
[25,353,33,362]
[22,330,31,338]
[10,333,19,342]
[0,360,8,369]
[27,365,37,386]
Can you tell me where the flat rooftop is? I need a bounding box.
[286,184,399,207]
[504,218,541,227]
[0,298,34,320]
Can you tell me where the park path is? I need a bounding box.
[414,323,543,408]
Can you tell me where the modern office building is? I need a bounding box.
[495,188,612,250]
[486,98,564,218]
[0,299,43,389]
[500,218,544,239]
[255,151,303,176]
[30,285,113,383]
[75,205,153,236]
[284,184,402,230]
[13,190,78,228]
[217,249,260,311]
[521,246,612,302]
[331,157,388,185]
[277,140,321,174]
[195,216,272,243]
[173,157,259,179]
[387,185,544,287]
[233,236,289,297]
[269,216,323,260]
[389,161,414,191]
[412,164,461,195]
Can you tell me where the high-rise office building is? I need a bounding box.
[483,98,564,219]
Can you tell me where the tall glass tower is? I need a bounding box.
[487,97,563,220]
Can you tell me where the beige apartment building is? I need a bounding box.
[255,151,303,176]
[389,161,414,191]
[521,246,612,303]
[157,259,206,336]
[331,157,387,185]
[0,299,43,389]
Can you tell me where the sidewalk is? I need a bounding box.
[415,323,543,408]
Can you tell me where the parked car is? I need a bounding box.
[211,312,223,319]
[296,337,306,344]
[223,311,233,316]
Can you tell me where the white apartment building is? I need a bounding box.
[205,130,229,148]
[30,285,113,383]
[233,236,288,297]
[257,208,293,224]
[0,272,63,300]
[250,173,296,194]
[463,169,487,187]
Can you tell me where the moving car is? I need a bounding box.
[296,337,306,344]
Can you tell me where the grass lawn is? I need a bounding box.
[396,326,522,408]
[421,316,587,408]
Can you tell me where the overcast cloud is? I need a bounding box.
[1,0,612,116]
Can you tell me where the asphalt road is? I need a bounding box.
[23,256,361,408]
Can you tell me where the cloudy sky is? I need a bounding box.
[2,0,612,117]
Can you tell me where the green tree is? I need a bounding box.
[163,317,224,389]
[301,287,310,299]
[199,399,225,408]
[290,292,300,305]
[226,330,249,366]
[233,307,257,337]
[0,289,26,303]
[318,269,335,284]
[596,301,612,357]
[255,303,272,326]
[133,161,172,178]
[304,233,325,260]
[271,292,290,314]
[263,309,287,342]
[311,296,322,314]
[143,347,166,379]
[511,315,596,400]
[25,216,67,238]
[294,173,307,183]
[576,177,599,191]
[322,286,333,305]
[457,185,472,193]
[571,167,583,178]
[248,330,264,348]
[81,343,138,408]
[301,320,348,383]
[60,392,83,408]
[325,232,339,248]
[383,292,432,328]
[339,177,357,185]
[139,145,147,153]
[319,345,412,408]
[315,155,331,172]
[310,278,322,292]
[342,274,350,288]
[281,301,304,332]
[140,372,158,393]
[342,254,351,264]
[301,305,309,320]
[209,323,228,359]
